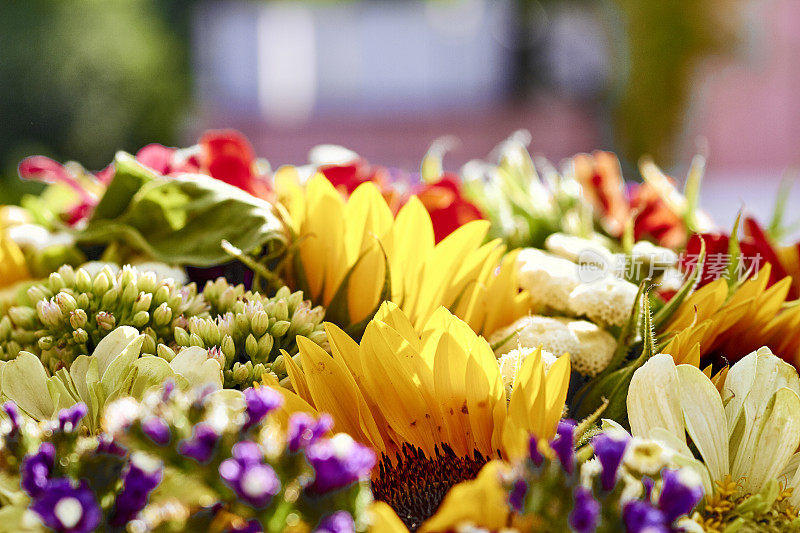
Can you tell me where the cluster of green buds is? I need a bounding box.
[0,265,208,372]
[174,279,327,388]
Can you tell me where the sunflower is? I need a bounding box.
[660,263,800,370]
[275,171,528,335]
[266,301,570,531]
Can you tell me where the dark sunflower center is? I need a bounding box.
[371,443,488,532]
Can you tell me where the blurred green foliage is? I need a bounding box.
[0,1,192,202]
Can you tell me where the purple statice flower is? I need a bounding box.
[315,511,355,533]
[623,500,669,533]
[142,416,171,445]
[550,420,577,474]
[230,519,263,533]
[287,413,333,453]
[20,442,56,498]
[592,431,630,491]
[569,486,600,533]
[110,454,163,525]
[642,476,654,499]
[57,403,88,433]
[178,422,219,463]
[306,434,376,494]
[243,386,283,431]
[3,402,21,435]
[96,434,127,457]
[658,469,704,523]
[509,478,528,512]
[161,379,176,402]
[21,442,55,497]
[528,435,544,466]
[219,441,280,508]
[29,478,102,533]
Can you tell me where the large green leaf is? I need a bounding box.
[77,152,287,267]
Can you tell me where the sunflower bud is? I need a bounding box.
[69,309,88,329]
[157,343,176,362]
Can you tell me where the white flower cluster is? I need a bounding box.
[489,315,616,377]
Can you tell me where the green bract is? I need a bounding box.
[76,152,286,267]
[0,326,222,433]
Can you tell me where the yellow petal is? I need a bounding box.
[368,501,409,533]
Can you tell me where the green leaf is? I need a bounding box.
[726,210,743,295]
[77,152,287,267]
[767,173,795,239]
[653,238,705,330]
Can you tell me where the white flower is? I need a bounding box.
[490,315,615,377]
[567,276,638,328]
[627,348,800,502]
[7,223,74,250]
[544,233,616,267]
[516,248,581,312]
[498,347,558,394]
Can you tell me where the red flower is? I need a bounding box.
[628,182,686,249]
[18,156,99,226]
[199,130,270,199]
[573,151,631,237]
[415,174,484,243]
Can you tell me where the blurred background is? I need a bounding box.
[1,0,798,228]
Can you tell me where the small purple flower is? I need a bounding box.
[623,500,669,533]
[230,519,263,533]
[96,434,127,457]
[3,402,21,435]
[315,511,355,533]
[21,442,55,497]
[592,431,630,491]
[306,434,376,494]
[161,379,176,402]
[110,454,163,525]
[568,486,600,533]
[219,441,280,508]
[29,478,101,533]
[178,423,219,463]
[658,469,704,523]
[57,403,88,433]
[142,416,171,445]
[243,387,283,431]
[550,420,577,474]
[528,435,544,466]
[287,413,333,452]
[642,476,654,499]
[509,478,528,512]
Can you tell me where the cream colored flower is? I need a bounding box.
[568,276,638,328]
[627,349,800,502]
[490,315,615,377]
[516,248,580,313]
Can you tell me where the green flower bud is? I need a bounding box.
[38,335,55,351]
[69,309,88,329]
[72,329,89,345]
[101,287,119,309]
[286,291,303,313]
[174,327,190,346]
[221,335,236,362]
[274,285,291,300]
[48,272,66,292]
[141,333,157,355]
[296,323,315,337]
[0,316,12,340]
[36,300,63,328]
[270,320,291,337]
[189,332,205,348]
[234,313,250,336]
[57,265,76,286]
[55,292,77,314]
[157,343,176,362]
[132,311,150,328]
[153,284,171,306]
[251,311,270,338]
[252,363,267,381]
[92,272,111,296]
[121,283,139,306]
[137,271,157,293]
[8,307,36,328]
[307,330,328,346]
[26,286,49,304]
[132,292,153,314]
[271,354,285,375]
[76,293,90,310]
[75,268,92,293]
[209,348,226,369]
[233,362,250,384]
[96,312,116,331]
[153,303,173,327]
[257,334,274,360]
[218,287,237,312]
[245,334,258,360]
[119,266,136,288]
[274,300,289,322]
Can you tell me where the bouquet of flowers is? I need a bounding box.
[2,128,800,532]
